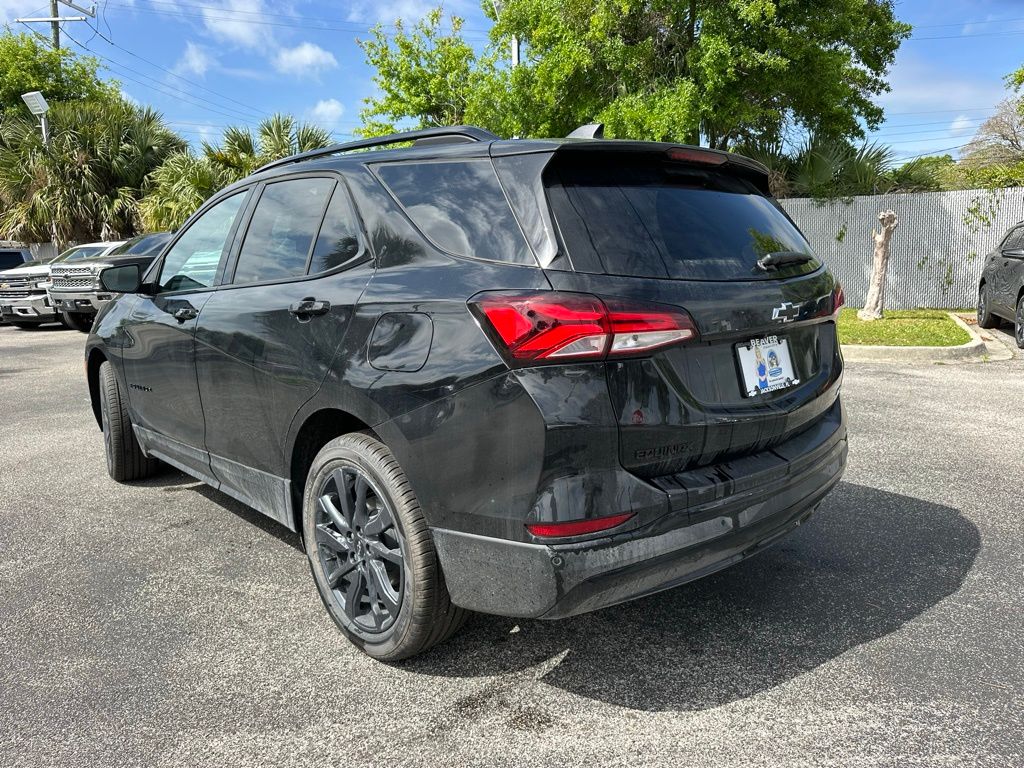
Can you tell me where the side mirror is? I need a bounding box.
[99,263,142,293]
[1003,248,1024,258]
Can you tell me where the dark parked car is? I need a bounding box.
[49,233,172,331]
[977,220,1024,348]
[85,126,847,660]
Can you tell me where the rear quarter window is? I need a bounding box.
[373,158,535,266]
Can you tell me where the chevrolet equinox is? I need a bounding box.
[85,125,848,660]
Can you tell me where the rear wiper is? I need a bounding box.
[756,251,815,271]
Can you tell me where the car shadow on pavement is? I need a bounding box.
[405,481,980,712]
[136,467,304,553]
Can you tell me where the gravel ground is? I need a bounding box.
[0,324,1021,768]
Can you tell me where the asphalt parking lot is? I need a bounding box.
[1,324,1021,767]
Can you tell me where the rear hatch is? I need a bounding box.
[495,144,842,479]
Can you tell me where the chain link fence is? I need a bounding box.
[780,188,1024,309]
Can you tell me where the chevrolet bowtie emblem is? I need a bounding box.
[772,302,800,323]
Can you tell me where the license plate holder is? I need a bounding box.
[736,335,800,397]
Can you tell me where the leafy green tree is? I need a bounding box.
[358,9,497,136]
[0,99,184,247]
[888,155,953,192]
[359,1,910,147]
[0,32,117,115]
[140,114,333,230]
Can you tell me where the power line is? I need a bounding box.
[99,0,491,39]
[84,21,269,120]
[869,122,985,140]
[886,106,997,116]
[912,15,1024,29]
[65,33,271,122]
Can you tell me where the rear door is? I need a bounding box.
[121,189,249,481]
[194,174,373,523]
[519,148,841,478]
[996,226,1024,314]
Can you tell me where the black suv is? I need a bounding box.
[86,126,847,660]
[977,220,1024,347]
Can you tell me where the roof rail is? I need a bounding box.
[256,125,500,174]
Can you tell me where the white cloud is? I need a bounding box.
[273,42,338,77]
[307,98,345,126]
[174,42,215,78]
[878,55,1005,113]
[949,114,975,137]
[0,1,45,22]
[199,0,274,49]
[344,0,468,25]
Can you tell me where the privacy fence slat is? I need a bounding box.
[780,188,1024,309]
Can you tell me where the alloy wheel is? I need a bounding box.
[977,287,987,325]
[1016,298,1024,347]
[314,465,405,633]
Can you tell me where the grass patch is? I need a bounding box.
[837,309,972,347]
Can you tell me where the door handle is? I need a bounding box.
[173,307,199,323]
[288,298,331,318]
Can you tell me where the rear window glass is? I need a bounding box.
[546,157,817,280]
[374,158,534,266]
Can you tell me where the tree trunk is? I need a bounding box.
[857,210,899,321]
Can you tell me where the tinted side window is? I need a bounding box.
[158,192,246,292]
[1002,227,1023,250]
[309,186,361,273]
[374,159,534,265]
[233,178,334,284]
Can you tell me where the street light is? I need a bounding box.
[21,91,50,146]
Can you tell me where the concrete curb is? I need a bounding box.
[840,312,1010,364]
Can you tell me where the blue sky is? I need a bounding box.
[1,0,1022,160]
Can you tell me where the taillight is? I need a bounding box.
[470,291,698,365]
[526,512,635,538]
[666,147,727,166]
[832,283,845,314]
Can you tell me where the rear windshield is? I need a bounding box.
[54,246,107,262]
[110,234,170,256]
[545,156,817,281]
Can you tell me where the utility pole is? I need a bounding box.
[490,0,520,68]
[15,1,96,50]
[50,0,60,48]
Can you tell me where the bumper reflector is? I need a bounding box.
[527,512,635,538]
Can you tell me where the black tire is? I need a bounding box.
[98,361,158,481]
[1015,294,1024,350]
[303,433,468,661]
[62,311,93,333]
[977,283,999,329]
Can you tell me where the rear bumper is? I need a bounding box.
[432,406,847,619]
[0,294,58,321]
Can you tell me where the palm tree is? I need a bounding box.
[0,99,184,248]
[140,114,334,231]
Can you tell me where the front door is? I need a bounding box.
[121,190,249,480]
[194,176,372,524]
